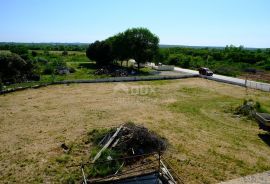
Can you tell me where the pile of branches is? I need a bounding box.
[94,67,110,75]
[110,69,128,77]
[91,122,167,163]
[107,122,167,155]
[94,67,128,77]
[86,123,171,180]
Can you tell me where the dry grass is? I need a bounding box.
[0,78,270,183]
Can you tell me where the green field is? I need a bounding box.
[1,50,154,90]
[0,78,269,183]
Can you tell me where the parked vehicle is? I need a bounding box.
[198,67,213,76]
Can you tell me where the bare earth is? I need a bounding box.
[0,78,270,183]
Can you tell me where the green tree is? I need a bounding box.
[106,32,129,67]
[10,45,29,60]
[154,49,169,65]
[0,53,34,83]
[31,50,38,57]
[86,41,113,66]
[122,28,159,71]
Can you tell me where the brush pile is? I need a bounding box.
[89,122,167,163]
[94,67,129,77]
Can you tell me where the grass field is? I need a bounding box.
[0,78,270,183]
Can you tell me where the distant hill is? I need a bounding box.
[0,42,89,46]
[159,44,266,50]
[159,44,225,49]
[0,42,266,50]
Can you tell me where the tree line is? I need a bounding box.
[0,43,88,52]
[86,28,159,71]
[160,45,270,76]
[1,28,270,87]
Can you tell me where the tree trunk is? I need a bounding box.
[126,60,129,67]
[137,62,140,73]
[120,60,123,67]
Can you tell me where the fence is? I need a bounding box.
[201,75,270,92]
[0,74,198,95]
[245,80,270,92]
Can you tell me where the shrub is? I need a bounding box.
[62,50,68,56]
[69,67,76,73]
[264,65,270,71]
[235,99,268,117]
[10,45,29,60]
[168,57,179,65]
[31,51,38,57]
[0,53,35,83]
[0,82,3,91]
[27,74,40,81]
[43,65,54,75]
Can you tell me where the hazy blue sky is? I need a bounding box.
[0,0,269,47]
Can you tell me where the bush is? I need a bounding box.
[27,74,40,81]
[31,51,38,57]
[10,45,29,60]
[0,82,3,91]
[86,41,113,66]
[264,65,270,71]
[0,53,35,83]
[168,57,179,65]
[69,67,76,73]
[43,65,54,75]
[62,50,68,56]
[44,50,50,56]
[235,99,268,117]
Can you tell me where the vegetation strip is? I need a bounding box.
[0,74,198,95]
[1,78,270,183]
[2,73,270,95]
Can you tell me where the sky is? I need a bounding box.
[0,0,270,48]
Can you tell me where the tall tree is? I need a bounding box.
[86,41,113,66]
[123,28,159,71]
[106,32,129,67]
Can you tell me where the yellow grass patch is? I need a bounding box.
[0,78,269,183]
